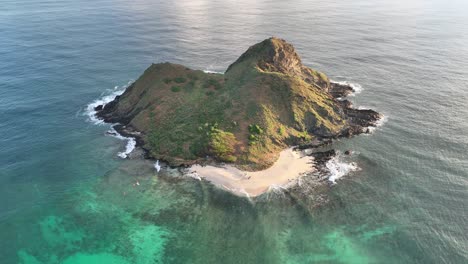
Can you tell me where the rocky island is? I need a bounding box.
[96,37,380,195]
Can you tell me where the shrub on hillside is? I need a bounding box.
[208,129,237,162]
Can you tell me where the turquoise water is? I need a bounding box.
[1,0,468,263]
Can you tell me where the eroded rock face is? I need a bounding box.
[95,37,381,169]
[226,37,331,91]
[244,38,303,75]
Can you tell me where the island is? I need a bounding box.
[96,37,381,195]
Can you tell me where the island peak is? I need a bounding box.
[226,37,301,74]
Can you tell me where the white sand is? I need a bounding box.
[187,148,314,197]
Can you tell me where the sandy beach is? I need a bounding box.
[187,148,315,197]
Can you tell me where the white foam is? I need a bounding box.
[84,81,133,125]
[203,69,224,74]
[267,184,288,193]
[358,105,376,110]
[105,126,136,159]
[154,160,161,172]
[85,81,138,159]
[229,187,253,200]
[367,114,388,134]
[186,172,202,181]
[326,155,360,184]
[117,137,136,159]
[331,80,363,95]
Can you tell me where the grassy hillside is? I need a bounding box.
[99,38,349,169]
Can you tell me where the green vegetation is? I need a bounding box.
[203,78,222,90]
[248,124,264,134]
[208,128,238,162]
[105,38,349,169]
[278,126,286,136]
[174,77,186,83]
[171,86,181,92]
[248,124,264,145]
[246,102,260,117]
[188,73,199,81]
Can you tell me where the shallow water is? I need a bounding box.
[188,147,314,197]
[1,0,468,263]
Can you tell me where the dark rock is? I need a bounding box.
[295,139,332,150]
[329,82,354,98]
[338,99,353,109]
[344,108,381,128]
[309,150,336,174]
[309,150,335,160]
[92,38,382,169]
[344,150,351,155]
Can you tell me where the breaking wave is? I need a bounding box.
[203,69,225,74]
[104,126,136,159]
[85,81,136,159]
[85,81,133,125]
[117,136,136,159]
[326,154,360,184]
[368,114,388,133]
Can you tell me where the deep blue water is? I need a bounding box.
[1,0,468,263]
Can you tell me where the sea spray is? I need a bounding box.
[326,155,360,184]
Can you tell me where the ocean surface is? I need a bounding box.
[1,0,468,263]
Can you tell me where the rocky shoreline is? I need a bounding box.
[91,38,383,195]
[94,80,381,181]
[96,81,381,162]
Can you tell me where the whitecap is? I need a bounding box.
[326,155,360,184]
